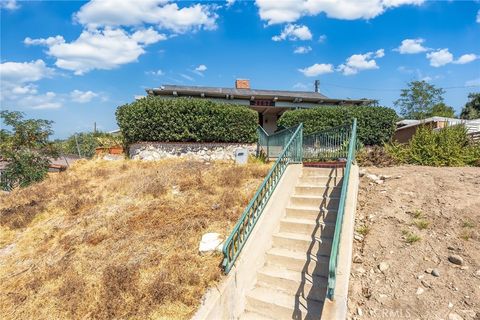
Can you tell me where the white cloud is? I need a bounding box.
[0,0,19,10]
[131,27,167,44]
[0,60,56,109]
[256,0,424,25]
[477,9,480,23]
[293,82,310,90]
[465,78,480,87]
[25,28,165,75]
[70,90,98,103]
[226,0,236,7]
[146,69,165,76]
[395,38,428,54]
[425,49,477,67]
[318,34,327,43]
[272,24,312,41]
[21,92,63,110]
[195,64,207,72]
[0,59,54,83]
[298,63,334,77]
[426,48,453,67]
[375,49,385,58]
[24,35,65,46]
[337,49,384,75]
[75,0,218,34]
[180,73,194,81]
[294,46,312,54]
[453,54,477,65]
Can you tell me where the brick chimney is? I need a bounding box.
[235,79,250,89]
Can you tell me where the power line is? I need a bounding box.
[321,82,479,92]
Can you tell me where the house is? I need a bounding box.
[146,79,373,134]
[393,117,480,143]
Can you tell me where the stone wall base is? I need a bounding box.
[129,142,257,162]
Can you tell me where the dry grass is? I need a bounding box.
[0,158,270,320]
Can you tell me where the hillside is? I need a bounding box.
[0,159,270,319]
[348,166,480,320]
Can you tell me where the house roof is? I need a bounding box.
[146,84,373,105]
[395,117,466,131]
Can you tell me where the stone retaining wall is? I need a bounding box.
[129,142,257,161]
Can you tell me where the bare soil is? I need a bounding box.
[348,166,480,320]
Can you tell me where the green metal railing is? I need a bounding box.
[222,124,303,273]
[327,118,357,300]
[303,124,351,161]
[256,125,298,160]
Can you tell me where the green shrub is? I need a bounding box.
[116,97,258,144]
[278,105,398,145]
[387,125,480,166]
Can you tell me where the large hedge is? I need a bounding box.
[116,97,258,144]
[278,105,398,145]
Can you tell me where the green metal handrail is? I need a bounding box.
[222,124,303,273]
[256,125,298,160]
[303,124,351,161]
[327,118,357,300]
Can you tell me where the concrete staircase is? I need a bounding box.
[241,166,344,320]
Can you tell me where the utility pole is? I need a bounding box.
[314,80,320,93]
[93,122,97,134]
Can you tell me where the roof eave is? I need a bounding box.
[146,88,372,105]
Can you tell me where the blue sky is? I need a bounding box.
[1,0,479,138]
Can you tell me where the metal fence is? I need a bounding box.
[257,125,298,160]
[303,124,352,161]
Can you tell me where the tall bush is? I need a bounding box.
[116,97,258,144]
[0,110,59,189]
[386,125,480,166]
[278,105,398,145]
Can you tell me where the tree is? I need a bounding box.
[394,80,445,119]
[427,102,456,118]
[460,92,480,120]
[0,110,58,189]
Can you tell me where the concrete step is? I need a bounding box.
[256,265,328,302]
[301,167,344,177]
[279,217,336,238]
[285,206,337,223]
[272,232,333,256]
[240,311,275,320]
[298,175,343,186]
[294,185,342,197]
[290,195,340,208]
[245,286,324,320]
[265,247,330,277]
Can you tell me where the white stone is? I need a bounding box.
[416,287,424,295]
[378,262,389,272]
[448,313,463,320]
[199,233,224,254]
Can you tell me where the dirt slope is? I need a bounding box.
[348,166,480,320]
[0,159,269,320]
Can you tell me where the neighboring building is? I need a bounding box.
[394,117,480,143]
[146,79,373,134]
